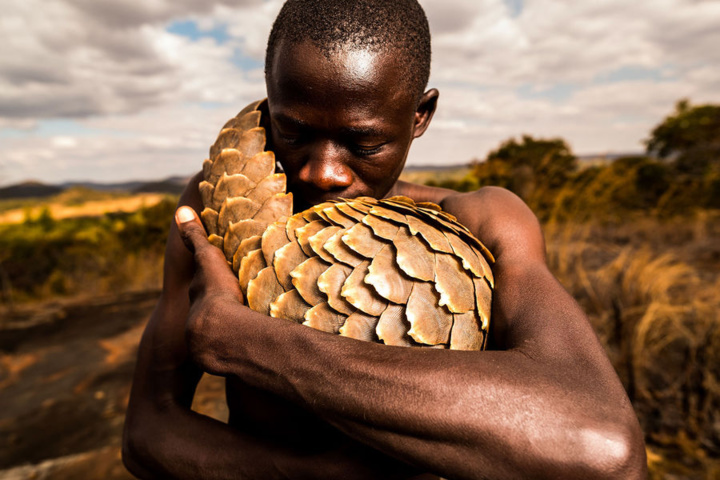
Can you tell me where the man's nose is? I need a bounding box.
[298,141,353,191]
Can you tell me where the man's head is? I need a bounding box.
[263,0,439,211]
[265,0,431,103]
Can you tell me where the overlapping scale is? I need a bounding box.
[376,304,413,347]
[291,256,331,306]
[341,260,388,317]
[308,226,343,263]
[366,244,412,304]
[303,302,346,333]
[317,263,355,315]
[200,101,495,351]
[340,311,379,342]
[270,290,309,323]
[342,223,387,258]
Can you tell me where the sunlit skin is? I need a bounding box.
[265,40,437,212]
[122,39,648,480]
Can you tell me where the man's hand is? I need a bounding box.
[174,206,248,375]
[175,205,244,304]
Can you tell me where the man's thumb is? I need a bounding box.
[175,206,206,254]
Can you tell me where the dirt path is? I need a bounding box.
[0,291,227,479]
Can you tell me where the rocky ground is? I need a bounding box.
[0,291,227,480]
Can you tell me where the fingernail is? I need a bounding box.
[177,207,195,223]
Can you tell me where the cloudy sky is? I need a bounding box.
[1,0,719,186]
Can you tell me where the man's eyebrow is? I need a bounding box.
[272,112,309,128]
[273,112,386,138]
[339,125,386,138]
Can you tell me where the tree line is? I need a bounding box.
[429,99,720,221]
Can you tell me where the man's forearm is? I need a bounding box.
[190,271,645,480]
[124,395,427,480]
[125,308,421,480]
[175,191,646,479]
[125,400,281,480]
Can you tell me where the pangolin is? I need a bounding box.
[199,100,494,350]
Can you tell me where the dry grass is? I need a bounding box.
[34,251,164,300]
[545,212,720,477]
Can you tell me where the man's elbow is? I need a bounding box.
[122,439,145,479]
[122,413,156,479]
[577,421,647,480]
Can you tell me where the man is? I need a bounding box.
[123,0,647,478]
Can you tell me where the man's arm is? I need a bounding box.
[122,172,283,479]
[177,186,647,480]
[122,174,427,479]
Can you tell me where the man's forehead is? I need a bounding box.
[269,40,411,107]
[329,48,380,82]
[272,40,390,80]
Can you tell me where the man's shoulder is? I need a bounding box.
[392,180,457,204]
[395,181,530,225]
[395,181,543,259]
[395,180,518,204]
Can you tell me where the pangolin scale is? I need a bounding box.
[199,100,494,350]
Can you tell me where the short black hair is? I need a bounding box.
[265,0,431,100]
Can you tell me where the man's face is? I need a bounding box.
[265,40,435,212]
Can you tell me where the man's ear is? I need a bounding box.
[412,88,439,139]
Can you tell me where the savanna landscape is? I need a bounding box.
[0,100,719,479]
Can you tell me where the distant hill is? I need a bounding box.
[61,175,190,193]
[402,163,471,171]
[60,180,146,192]
[402,153,645,171]
[0,176,190,200]
[577,152,644,161]
[132,179,186,195]
[0,155,644,201]
[0,181,63,200]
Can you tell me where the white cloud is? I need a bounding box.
[422,0,720,161]
[428,0,720,88]
[0,101,258,184]
[1,0,719,185]
[0,0,268,121]
[51,136,79,149]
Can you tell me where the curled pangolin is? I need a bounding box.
[199,100,494,350]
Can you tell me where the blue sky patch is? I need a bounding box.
[503,0,524,18]
[167,20,230,44]
[0,119,131,139]
[231,49,264,71]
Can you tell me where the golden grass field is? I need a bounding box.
[545,216,720,478]
[0,193,166,225]
[0,180,718,478]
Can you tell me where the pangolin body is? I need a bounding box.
[199,100,494,350]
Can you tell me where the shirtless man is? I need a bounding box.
[122,0,647,478]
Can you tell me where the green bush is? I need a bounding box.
[0,197,176,303]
